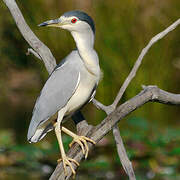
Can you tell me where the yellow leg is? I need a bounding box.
[62,126,96,159]
[54,122,79,178]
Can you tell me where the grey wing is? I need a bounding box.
[27,61,80,141]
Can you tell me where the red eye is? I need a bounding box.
[71,18,77,23]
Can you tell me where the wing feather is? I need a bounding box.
[27,60,80,141]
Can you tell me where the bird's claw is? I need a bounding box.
[69,135,96,159]
[57,156,79,178]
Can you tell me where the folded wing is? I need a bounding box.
[27,61,80,142]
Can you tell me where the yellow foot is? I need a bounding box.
[58,156,79,178]
[69,135,96,159]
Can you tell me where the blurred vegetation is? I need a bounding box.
[0,0,180,179]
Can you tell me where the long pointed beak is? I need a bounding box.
[38,18,61,27]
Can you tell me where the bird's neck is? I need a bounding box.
[71,30,100,76]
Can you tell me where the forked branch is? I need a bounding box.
[50,85,180,179]
[92,18,180,180]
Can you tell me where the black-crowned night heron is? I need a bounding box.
[27,11,100,176]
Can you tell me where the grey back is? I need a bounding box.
[27,52,80,140]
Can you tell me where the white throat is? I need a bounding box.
[71,29,100,76]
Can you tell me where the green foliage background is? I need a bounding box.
[0,0,180,179]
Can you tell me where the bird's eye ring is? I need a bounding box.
[71,18,77,23]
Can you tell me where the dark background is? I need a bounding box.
[0,0,180,179]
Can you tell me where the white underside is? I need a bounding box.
[30,66,98,142]
[65,72,97,115]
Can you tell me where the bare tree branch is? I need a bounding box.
[92,98,109,112]
[92,18,180,180]
[26,48,42,60]
[112,126,135,177]
[3,0,180,179]
[93,101,136,179]
[112,18,180,108]
[3,0,57,74]
[50,85,180,179]
[112,124,136,180]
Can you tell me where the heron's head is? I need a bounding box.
[39,10,95,34]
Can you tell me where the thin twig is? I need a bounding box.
[92,99,115,114]
[113,125,136,180]
[112,18,180,108]
[113,125,135,178]
[92,98,106,110]
[26,48,42,60]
